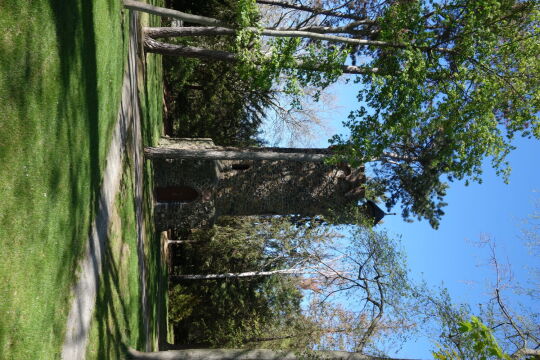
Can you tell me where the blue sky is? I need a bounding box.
[333,82,539,358]
[270,80,540,358]
[384,135,540,358]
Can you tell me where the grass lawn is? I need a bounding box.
[85,154,144,359]
[85,10,166,358]
[138,8,168,353]
[0,0,163,358]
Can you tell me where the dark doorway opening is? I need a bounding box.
[155,186,199,203]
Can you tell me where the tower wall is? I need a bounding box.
[151,138,364,232]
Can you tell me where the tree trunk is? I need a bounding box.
[124,0,370,24]
[167,240,201,245]
[289,24,378,36]
[183,84,204,91]
[127,348,419,360]
[242,334,299,344]
[123,0,223,26]
[143,38,379,75]
[145,26,238,38]
[144,146,331,162]
[144,37,238,61]
[172,268,310,280]
[145,25,373,37]
[144,27,428,51]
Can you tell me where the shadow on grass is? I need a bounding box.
[87,151,166,358]
[49,0,101,213]
[48,3,108,356]
[93,235,138,359]
[140,57,169,352]
[46,0,104,307]
[86,11,167,354]
[0,0,127,357]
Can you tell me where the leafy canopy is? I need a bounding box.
[169,0,540,228]
[327,0,540,227]
[433,316,511,360]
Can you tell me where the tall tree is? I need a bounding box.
[171,215,417,354]
[126,347,421,359]
[168,216,333,348]
[127,0,540,228]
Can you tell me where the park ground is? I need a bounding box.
[0,0,167,358]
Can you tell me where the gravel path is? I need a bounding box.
[61,11,149,359]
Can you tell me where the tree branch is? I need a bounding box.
[123,0,224,26]
[255,0,375,23]
[512,348,540,359]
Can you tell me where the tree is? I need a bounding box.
[172,268,330,280]
[475,237,540,359]
[302,225,417,353]
[126,347,421,359]
[168,216,333,348]
[144,145,333,162]
[418,210,540,360]
[126,0,540,228]
[170,214,417,354]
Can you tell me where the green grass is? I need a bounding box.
[0,0,134,358]
[84,5,167,358]
[131,6,168,351]
[85,154,143,360]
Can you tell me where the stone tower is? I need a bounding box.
[151,138,365,233]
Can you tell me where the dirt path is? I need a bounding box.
[61,11,149,359]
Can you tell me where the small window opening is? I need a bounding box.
[231,163,251,171]
[155,186,199,203]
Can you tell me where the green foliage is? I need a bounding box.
[169,216,330,348]
[164,54,268,145]
[163,0,268,145]
[168,284,198,324]
[235,0,259,28]
[433,317,511,360]
[234,0,265,87]
[0,0,129,357]
[233,0,347,103]
[331,0,540,228]
[279,42,347,103]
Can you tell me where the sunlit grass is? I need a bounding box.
[0,0,125,358]
[85,156,143,359]
[84,2,166,357]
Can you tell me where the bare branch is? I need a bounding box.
[255,0,375,22]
